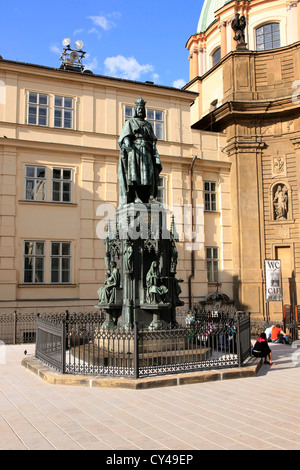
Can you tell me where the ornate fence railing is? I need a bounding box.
[33,311,252,379]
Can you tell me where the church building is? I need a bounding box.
[185,0,300,319]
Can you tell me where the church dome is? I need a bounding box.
[197,0,232,33]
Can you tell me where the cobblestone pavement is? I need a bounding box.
[0,342,300,450]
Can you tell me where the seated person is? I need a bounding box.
[270,324,290,344]
[264,325,274,342]
[252,333,276,365]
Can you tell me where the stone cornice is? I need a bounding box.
[192,99,299,131]
[224,139,265,156]
[291,136,300,150]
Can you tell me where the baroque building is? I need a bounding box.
[185,0,300,319]
[0,0,299,322]
[0,46,231,315]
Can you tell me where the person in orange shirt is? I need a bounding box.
[271,324,290,344]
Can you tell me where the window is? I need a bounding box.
[212,47,221,67]
[124,106,164,139]
[146,109,164,140]
[256,23,280,51]
[27,92,48,126]
[204,181,217,211]
[23,241,45,283]
[157,176,165,204]
[25,166,46,201]
[54,96,74,129]
[51,242,71,283]
[206,247,219,283]
[125,106,133,120]
[52,168,72,202]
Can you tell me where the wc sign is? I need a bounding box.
[265,259,283,301]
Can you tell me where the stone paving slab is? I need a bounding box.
[0,343,300,450]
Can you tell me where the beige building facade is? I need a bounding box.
[0,58,231,314]
[1,0,298,321]
[185,0,300,319]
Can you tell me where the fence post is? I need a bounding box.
[237,314,242,368]
[35,313,40,357]
[65,310,69,352]
[133,322,139,380]
[62,317,66,374]
[13,311,17,345]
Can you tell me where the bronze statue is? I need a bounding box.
[118,96,162,206]
[231,13,247,49]
[97,262,120,304]
[146,261,168,304]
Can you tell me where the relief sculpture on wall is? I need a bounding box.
[272,156,286,177]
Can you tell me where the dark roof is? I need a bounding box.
[0,57,197,96]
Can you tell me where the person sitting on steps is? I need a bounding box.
[252,332,276,365]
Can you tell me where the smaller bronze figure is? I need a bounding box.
[146,261,168,304]
[97,262,120,304]
[231,13,247,49]
[124,242,133,273]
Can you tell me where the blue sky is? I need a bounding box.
[0,0,204,88]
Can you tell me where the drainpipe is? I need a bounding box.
[188,155,197,310]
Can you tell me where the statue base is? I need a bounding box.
[236,43,248,51]
[96,202,183,330]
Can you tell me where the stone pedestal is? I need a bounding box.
[95,203,183,329]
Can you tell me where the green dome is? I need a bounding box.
[197,0,232,33]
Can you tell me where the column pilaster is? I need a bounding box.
[224,139,266,315]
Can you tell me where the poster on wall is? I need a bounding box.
[265,259,283,302]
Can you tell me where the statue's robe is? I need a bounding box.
[118,117,162,204]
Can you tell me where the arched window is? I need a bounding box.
[256,23,280,51]
[212,47,221,67]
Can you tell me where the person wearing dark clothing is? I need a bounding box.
[252,332,276,365]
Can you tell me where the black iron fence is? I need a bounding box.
[0,312,37,344]
[34,311,252,379]
[0,311,105,345]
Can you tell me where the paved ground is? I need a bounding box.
[0,342,300,451]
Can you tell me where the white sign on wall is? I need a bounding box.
[265,259,283,302]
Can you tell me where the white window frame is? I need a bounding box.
[204,181,217,212]
[23,241,45,284]
[24,165,46,201]
[255,22,281,51]
[50,241,72,284]
[206,247,219,284]
[52,168,73,203]
[27,92,49,126]
[157,176,166,204]
[54,95,74,129]
[146,109,164,140]
[124,105,133,120]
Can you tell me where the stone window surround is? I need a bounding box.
[26,90,76,129]
[22,240,73,285]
